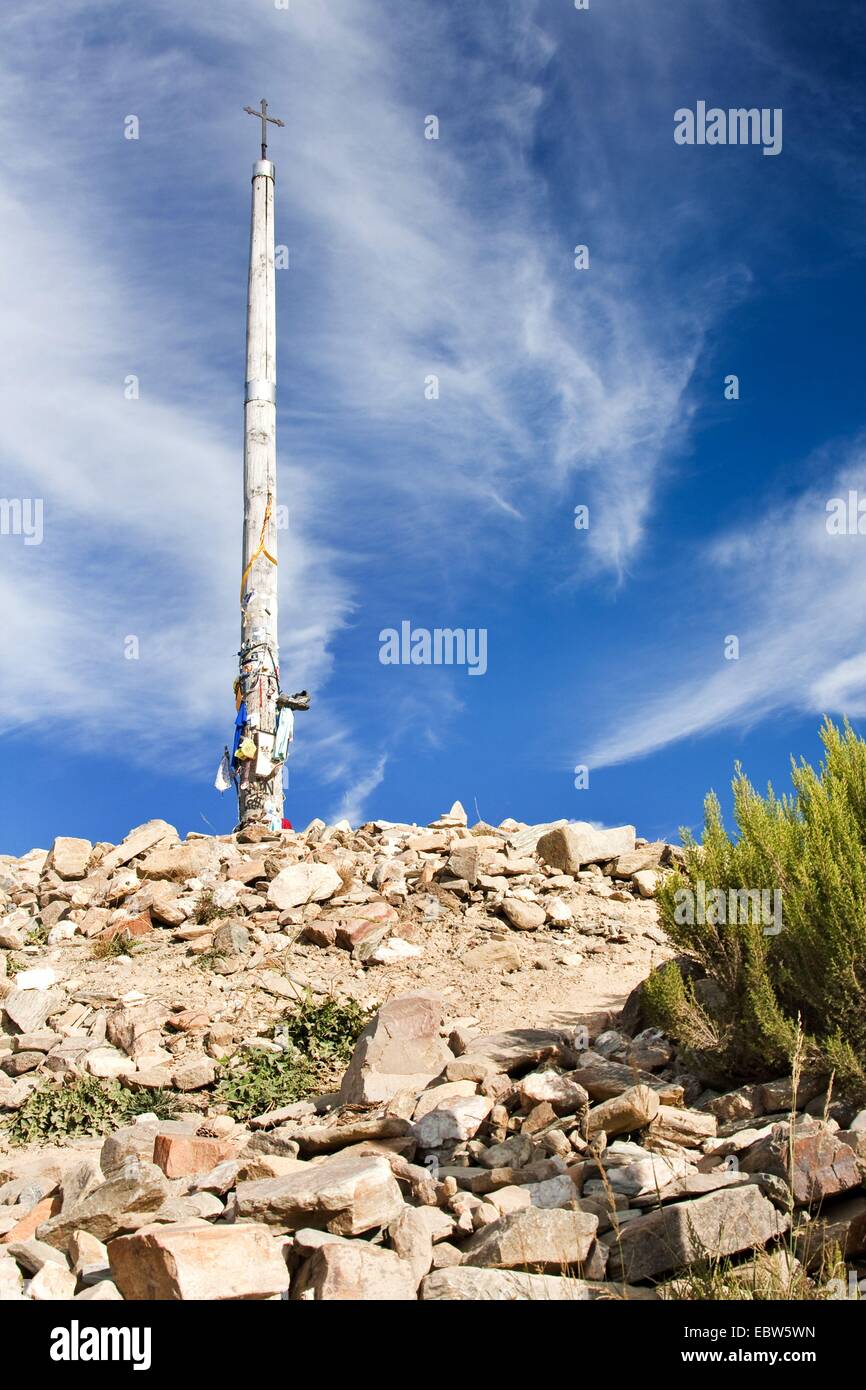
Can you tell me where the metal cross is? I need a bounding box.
[243,98,285,160]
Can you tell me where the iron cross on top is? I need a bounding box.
[244,98,285,159]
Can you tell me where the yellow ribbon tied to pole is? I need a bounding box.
[240,494,278,604]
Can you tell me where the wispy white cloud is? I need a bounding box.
[329,754,388,827]
[587,440,866,768]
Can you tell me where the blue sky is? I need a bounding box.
[2,0,866,855]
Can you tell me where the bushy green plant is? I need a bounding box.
[5,1076,176,1146]
[649,718,866,1096]
[212,1047,318,1120]
[278,991,373,1067]
[213,991,373,1120]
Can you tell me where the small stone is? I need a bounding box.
[151,1134,236,1179]
[4,1237,68,1273]
[465,939,522,973]
[519,1070,589,1114]
[75,1280,123,1300]
[586,1084,660,1138]
[413,1095,493,1148]
[106,1001,168,1060]
[84,1047,137,1080]
[502,899,545,932]
[47,837,93,881]
[0,1253,23,1299]
[1,1051,43,1076]
[388,1206,435,1284]
[267,863,343,911]
[171,1057,216,1091]
[28,1261,78,1300]
[632,870,662,898]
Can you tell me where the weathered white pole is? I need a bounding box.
[237,147,283,829]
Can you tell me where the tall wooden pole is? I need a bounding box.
[237,103,284,829]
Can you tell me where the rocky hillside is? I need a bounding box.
[1,806,864,1301]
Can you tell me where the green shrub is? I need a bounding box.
[213,991,374,1120]
[650,718,866,1096]
[212,1048,318,1121]
[5,1076,176,1146]
[277,991,372,1068]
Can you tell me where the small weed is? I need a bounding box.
[195,947,228,971]
[195,888,230,926]
[213,1047,318,1120]
[92,930,140,960]
[213,991,374,1120]
[4,1076,176,1146]
[279,990,373,1068]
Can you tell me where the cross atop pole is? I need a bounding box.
[243,98,285,160]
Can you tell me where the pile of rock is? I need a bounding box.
[0,808,672,1113]
[2,988,864,1300]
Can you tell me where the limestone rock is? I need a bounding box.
[236,1151,405,1236]
[46,837,93,881]
[739,1122,862,1205]
[110,1222,288,1300]
[460,1207,597,1271]
[502,899,546,932]
[608,1186,789,1282]
[536,823,635,874]
[586,1084,660,1138]
[293,1240,416,1300]
[339,994,453,1105]
[100,820,179,874]
[267,863,343,911]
